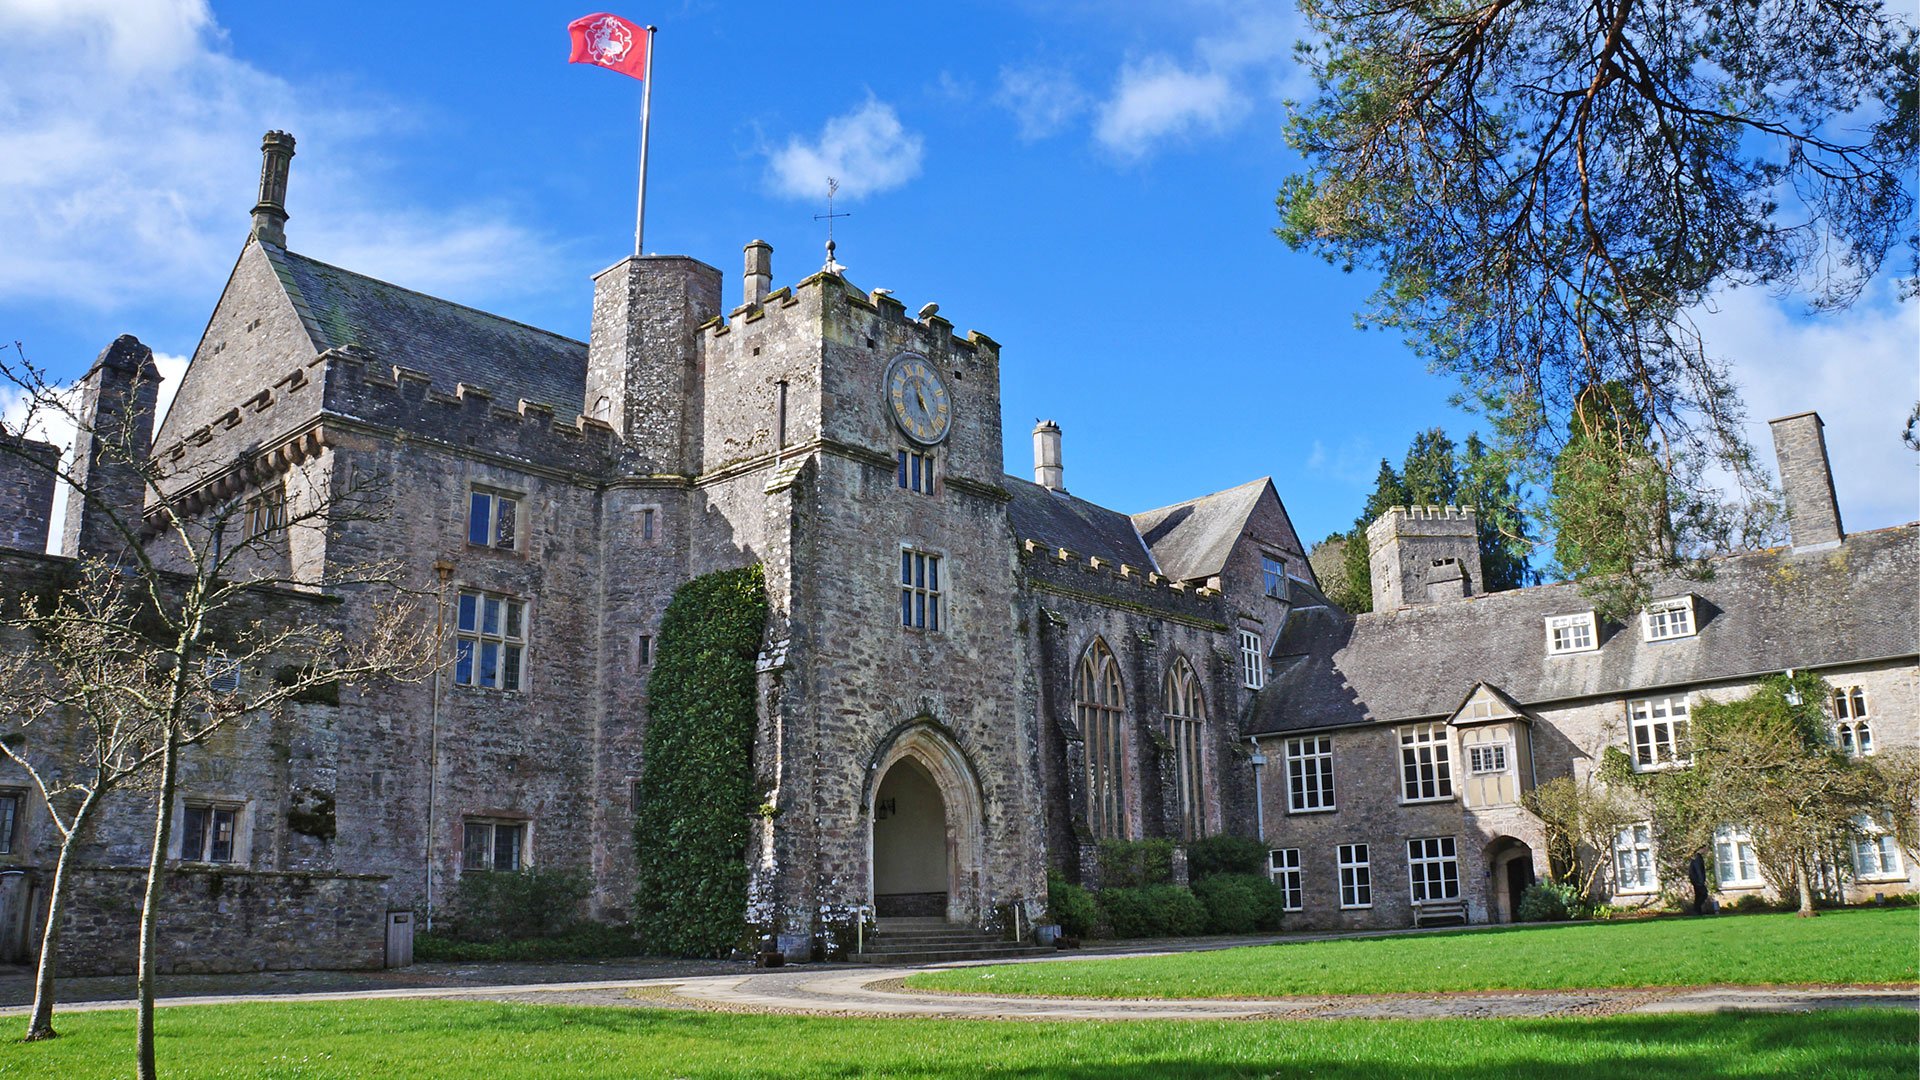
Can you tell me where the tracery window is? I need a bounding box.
[1831,687,1873,757]
[1164,658,1207,841]
[1076,639,1128,840]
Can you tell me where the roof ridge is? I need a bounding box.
[1133,475,1272,520]
[274,246,586,348]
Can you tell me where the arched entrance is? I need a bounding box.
[866,722,985,924]
[872,759,948,917]
[1486,837,1536,922]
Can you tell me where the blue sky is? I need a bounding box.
[2,0,1913,547]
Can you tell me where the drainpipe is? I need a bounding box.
[1247,736,1267,845]
[425,559,454,932]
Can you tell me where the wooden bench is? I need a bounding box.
[1412,899,1469,927]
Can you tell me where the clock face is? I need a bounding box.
[885,352,952,445]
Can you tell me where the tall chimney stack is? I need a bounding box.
[1033,420,1063,491]
[743,239,772,306]
[252,130,296,247]
[1769,411,1844,550]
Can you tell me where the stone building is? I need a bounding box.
[0,133,1911,972]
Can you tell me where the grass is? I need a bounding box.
[908,908,1920,999]
[0,1001,1913,1079]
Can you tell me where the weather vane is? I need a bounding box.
[815,176,850,273]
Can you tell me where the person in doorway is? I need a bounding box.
[1687,850,1710,915]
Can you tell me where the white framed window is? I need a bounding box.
[1713,825,1762,888]
[1628,696,1692,770]
[462,818,527,872]
[180,802,240,863]
[202,654,242,695]
[1545,612,1598,655]
[1076,639,1128,840]
[1614,823,1658,893]
[1338,843,1372,909]
[1641,597,1696,641]
[897,449,936,494]
[1238,629,1265,689]
[467,488,519,551]
[1285,736,1336,813]
[0,790,20,855]
[456,590,527,692]
[1164,658,1208,842]
[1269,848,1303,911]
[1261,556,1288,599]
[1852,819,1904,881]
[1831,687,1873,757]
[900,549,943,631]
[1467,743,1509,775]
[244,484,287,540]
[1407,836,1461,902]
[1399,723,1454,802]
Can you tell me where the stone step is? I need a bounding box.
[851,944,1054,965]
[868,931,1014,945]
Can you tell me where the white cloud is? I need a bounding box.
[995,65,1089,142]
[1095,59,1243,158]
[766,98,924,201]
[0,0,560,313]
[1693,284,1919,533]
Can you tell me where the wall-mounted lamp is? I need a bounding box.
[875,798,896,820]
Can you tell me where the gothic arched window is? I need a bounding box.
[1076,639,1128,839]
[1164,657,1207,841]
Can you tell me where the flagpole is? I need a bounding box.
[634,25,656,257]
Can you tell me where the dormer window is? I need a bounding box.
[1642,596,1696,642]
[1545,612,1598,655]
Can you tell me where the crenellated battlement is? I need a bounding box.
[703,270,1000,361]
[1017,537,1226,626]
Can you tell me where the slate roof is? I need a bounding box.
[1131,478,1271,582]
[264,244,587,412]
[1252,524,1920,735]
[1003,476,1157,568]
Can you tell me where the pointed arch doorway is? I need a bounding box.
[868,723,985,923]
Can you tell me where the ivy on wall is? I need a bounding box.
[633,564,768,957]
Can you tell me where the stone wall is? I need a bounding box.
[0,434,57,554]
[56,866,387,976]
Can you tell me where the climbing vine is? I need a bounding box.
[633,564,768,957]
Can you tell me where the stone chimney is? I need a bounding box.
[1769,411,1844,550]
[61,335,161,561]
[0,433,60,554]
[1033,420,1063,491]
[585,255,722,475]
[743,239,772,306]
[1365,505,1480,611]
[251,130,296,247]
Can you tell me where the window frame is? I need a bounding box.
[1851,817,1904,882]
[1260,555,1288,599]
[0,789,20,856]
[1466,742,1509,776]
[1713,825,1763,889]
[1398,723,1455,804]
[467,487,522,552]
[1238,628,1265,690]
[1406,836,1461,903]
[1628,695,1692,771]
[1641,596,1697,642]
[1337,843,1372,909]
[899,547,944,632]
[462,817,529,873]
[1284,735,1336,814]
[1076,639,1129,840]
[1613,822,1659,894]
[243,483,287,541]
[1831,687,1873,757]
[896,448,937,495]
[455,589,528,692]
[179,800,243,864]
[1163,658,1208,842]
[1544,612,1598,655]
[1269,848,1303,912]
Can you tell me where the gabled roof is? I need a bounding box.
[1131,477,1271,582]
[263,244,587,412]
[1004,476,1157,568]
[1251,524,1919,735]
[1445,682,1531,726]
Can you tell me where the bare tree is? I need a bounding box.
[0,341,434,1071]
[1521,773,1646,901]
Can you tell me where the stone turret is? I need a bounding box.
[585,255,722,475]
[251,130,296,247]
[1366,505,1480,611]
[61,335,161,561]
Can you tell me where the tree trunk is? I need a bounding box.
[134,732,179,1080]
[1795,855,1818,918]
[22,804,90,1042]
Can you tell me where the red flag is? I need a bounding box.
[567,13,650,80]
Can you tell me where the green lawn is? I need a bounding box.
[909,908,1920,998]
[0,1001,1912,1079]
